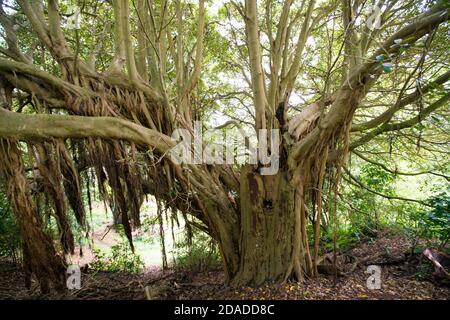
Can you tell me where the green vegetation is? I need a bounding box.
[90,227,145,274]
[0,184,20,258]
[173,232,221,272]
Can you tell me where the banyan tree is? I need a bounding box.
[0,0,448,292]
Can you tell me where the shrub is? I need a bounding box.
[0,185,21,259]
[419,191,450,246]
[90,227,144,273]
[173,232,221,272]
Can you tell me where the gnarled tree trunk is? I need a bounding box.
[231,166,298,285]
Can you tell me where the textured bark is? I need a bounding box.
[0,140,66,293]
[0,77,66,292]
[230,166,297,286]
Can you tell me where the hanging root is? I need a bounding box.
[31,142,75,254]
[57,140,86,226]
[0,75,208,291]
[289,97,357,280]
[0,140,66,293]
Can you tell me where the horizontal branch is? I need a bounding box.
[0,109,175,154]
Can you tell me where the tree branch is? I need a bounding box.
[350,93,450,149]
[244,0,268,130]
[353,150,450,181]
[352,71,450,132]
[0,109,174,154]
[344,168,433,207]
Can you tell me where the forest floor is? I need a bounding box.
[0,230,449,300]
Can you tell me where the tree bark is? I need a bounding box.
[229,166,303,286]
[227,166,312,286]
[0,140,67,293]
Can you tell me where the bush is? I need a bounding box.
[173,232,221,272]
[319,225,369,253]
[90,228,144,273]
[0,185,21,258]
[419,191,450,246]
[397,187,450,252]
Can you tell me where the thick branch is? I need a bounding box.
[0,109,174,154]
[281,0,316,95]
[244,0,268,130]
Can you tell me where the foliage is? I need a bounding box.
[392,184,449,251]
[418,191,450,245]
[90,227,144,273]
[0,184,20,258]
[320,226,360,252]
[173,232,221,272]
[322,163,397,252]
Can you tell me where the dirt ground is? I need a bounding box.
[0,231,449,300]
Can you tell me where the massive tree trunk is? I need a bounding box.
[232,166,298,285]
